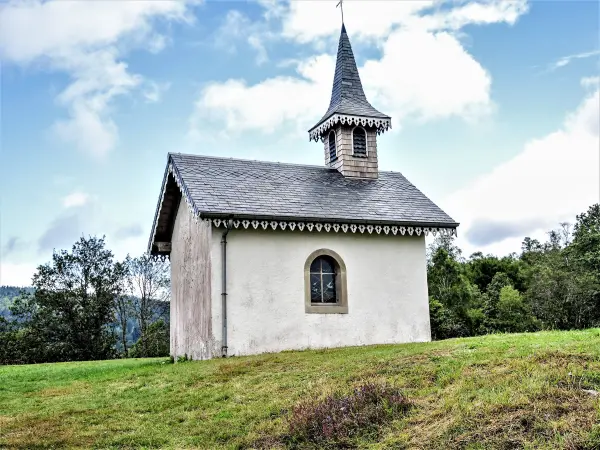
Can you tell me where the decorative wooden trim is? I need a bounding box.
[309,114,392,142]
[149,158,458,254]
[211,218,457,237]
[304,248,348,314]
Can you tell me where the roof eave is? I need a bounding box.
[198,211,459,230]
[147,156,172,255]
[148,154,199,256]
[308,113,392,142]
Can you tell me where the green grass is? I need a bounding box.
[1,330,599,449]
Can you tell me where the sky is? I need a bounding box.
[1,0,599,287]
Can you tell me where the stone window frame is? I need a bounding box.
[351,125,368,158]
[304,248,348,314]
[328,129,337,162]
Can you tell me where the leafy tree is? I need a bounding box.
[570,204,600,275]
[114,294,134,356]
[128,319,169,358]
[480,272,513,332]
[495,286,539,332]
[524,217,599,330]
[427,236,483,339]
[9,236,126,363]
[467,254,527,293]
[125,254,170,358]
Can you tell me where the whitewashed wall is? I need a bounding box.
[209,227,431,357]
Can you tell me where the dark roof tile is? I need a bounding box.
[166,153,457,227]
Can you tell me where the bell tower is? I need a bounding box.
[308,23,391,179]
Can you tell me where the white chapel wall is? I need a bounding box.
[209,227,431,357]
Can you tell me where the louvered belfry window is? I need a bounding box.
[353,127,367,157]
[328,130,337,161]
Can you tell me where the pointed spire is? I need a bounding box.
[308,24,391,142]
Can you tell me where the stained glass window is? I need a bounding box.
[309,256,338,304]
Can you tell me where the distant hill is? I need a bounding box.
[0,286,169,349]
[0,286,34,319]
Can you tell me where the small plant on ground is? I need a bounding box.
[176,354,191,363]
[286,381,411,446]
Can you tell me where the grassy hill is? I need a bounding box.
[1,330,599,449]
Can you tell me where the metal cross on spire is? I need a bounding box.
[336,0,344,24]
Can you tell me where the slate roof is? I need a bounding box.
[309,24,390,134]
[150,153,457,245]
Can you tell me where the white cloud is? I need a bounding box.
[214,9,272,65]
[275,0,527,43]
[444,84,600,257]
[417,0,529,31]
[62,192,89,208]
[548,50,600,72]
[360,29,492,126]
[581,76,600,89]
[0,0,194,157]
[279,0,433,43]
[191,29,493,136]
[143,81,172,103]
[190,54,334,137]
[0,262,39,287]
[190,0,527,137]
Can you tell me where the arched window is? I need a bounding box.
[310,256,337,303]
[352,126,367,157]
[328,130,337,161]
[304,249,348,314]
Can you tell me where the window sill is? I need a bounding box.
[305,304,348,314]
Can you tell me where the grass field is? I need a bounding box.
[1,330,599,449]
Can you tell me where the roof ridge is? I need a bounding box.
[170,152,332,169]
[168,152,408,175]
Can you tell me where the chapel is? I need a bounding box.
[148,23,458,360]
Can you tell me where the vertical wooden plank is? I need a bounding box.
[170,201,215,360]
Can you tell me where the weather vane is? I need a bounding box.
[336,0,344,24]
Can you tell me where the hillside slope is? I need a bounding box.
[1,330,599,449]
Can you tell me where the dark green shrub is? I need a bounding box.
[129,320,169,358]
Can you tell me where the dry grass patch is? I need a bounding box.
[1,329,600,449]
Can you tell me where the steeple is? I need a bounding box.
[308,24,391,179]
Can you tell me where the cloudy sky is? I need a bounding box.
[1,0,599,286]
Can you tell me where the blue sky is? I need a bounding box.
[1,0,599,286]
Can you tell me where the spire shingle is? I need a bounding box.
[308,24,390,140]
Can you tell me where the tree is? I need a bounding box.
[524,215,600,331]
[427,237,482,339]
[128,319,169,358]
[466,254,527,294]
[570,204,600,275]
[496,286,539,332]
[9,236,125,363]
[114,293,133,356]
[125,254,170,357]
